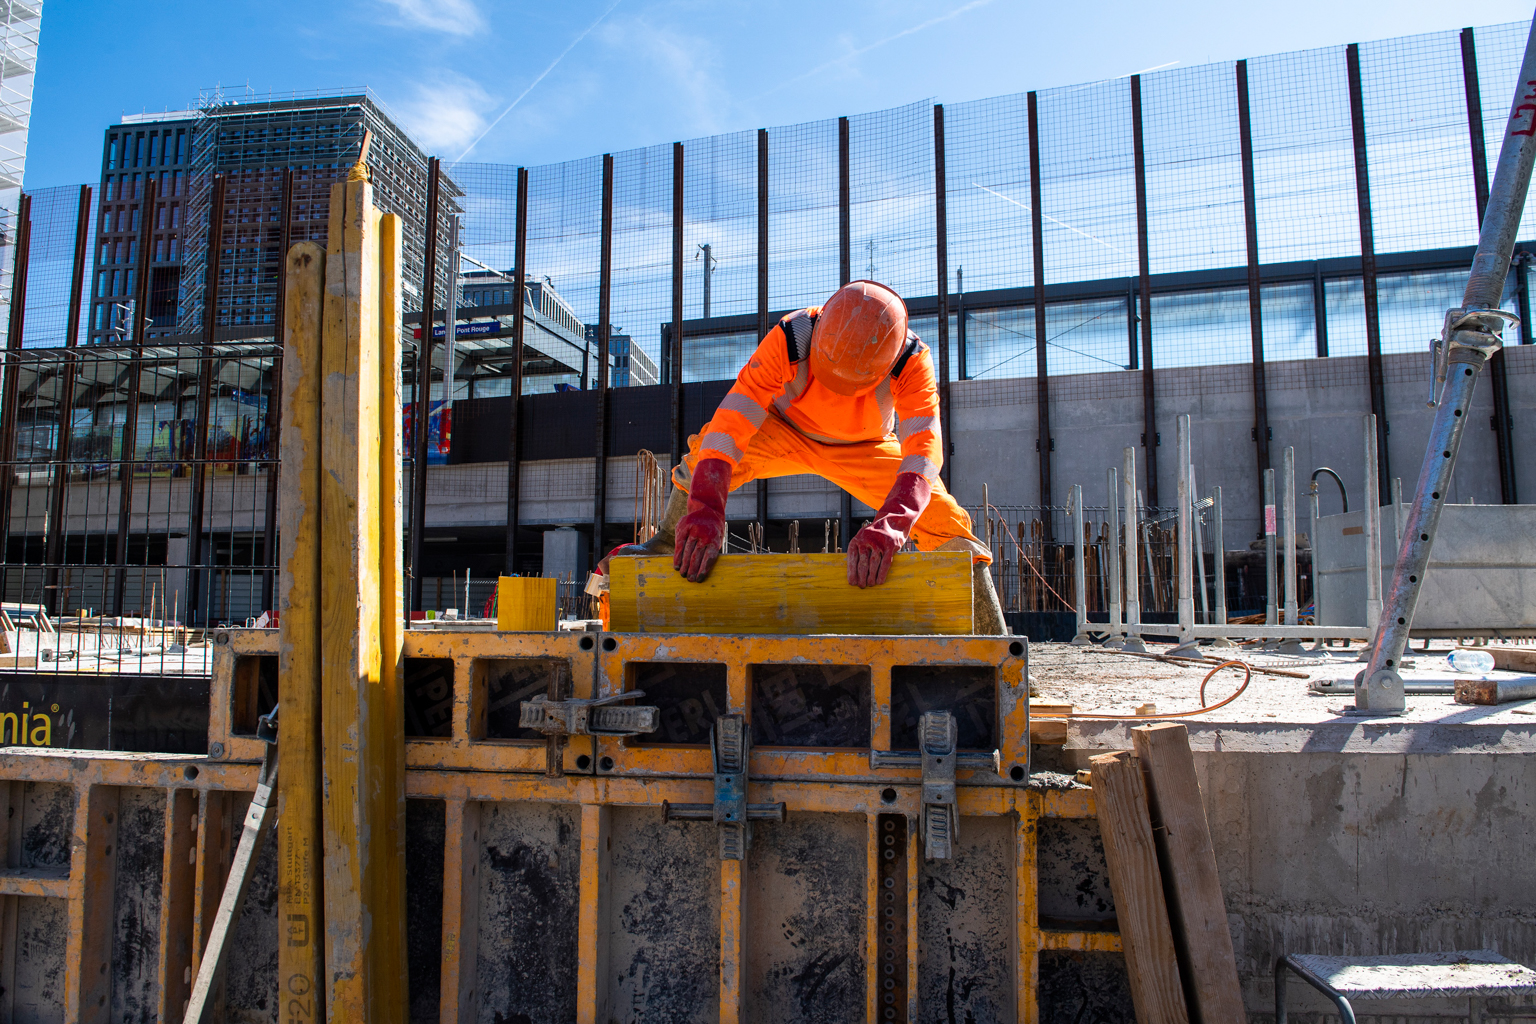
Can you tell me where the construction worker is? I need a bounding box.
[606,280,1007,633]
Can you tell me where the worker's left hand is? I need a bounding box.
[848,472,933,588]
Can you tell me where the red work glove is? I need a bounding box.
[673,457,733,582]
[848,472,932,588]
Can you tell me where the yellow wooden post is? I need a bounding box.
[277,238,327,1017]
[318,171,409,1021]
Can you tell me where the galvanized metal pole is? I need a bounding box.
[1363,414,1382,633]
[1308,480,1323,648]
[1070,484,1089,645]
[1105,466,1122,647]
[1191,463,1210,625]
[1213,485,1228,625]
[1356,16,1536,714]
[1173,415,1195,652]
[1264,468,1277,627]
[1283,446,1299,627]
[1121,447,1146,653]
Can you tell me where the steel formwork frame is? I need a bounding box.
[0,623,1111,1024]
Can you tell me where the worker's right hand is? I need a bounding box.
[673,458,733,582]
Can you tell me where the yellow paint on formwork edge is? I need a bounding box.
[608,552,973,634]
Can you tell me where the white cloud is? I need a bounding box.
[594,16,725,136]
[376,0,484,36]
[392,74,493,154]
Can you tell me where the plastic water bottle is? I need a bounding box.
[1447,649,1495,676]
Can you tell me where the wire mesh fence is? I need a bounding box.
[0,17,1525,655]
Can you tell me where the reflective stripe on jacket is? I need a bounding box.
[696,306,943,481]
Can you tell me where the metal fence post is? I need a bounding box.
[43,184,92,616]
[1131,75,1159,507]
[1171,414,1196,654]
[1283,446,1299,629]
[1363,413,1382,633]
[409,156,441,611]
[186,175,223,625]
[592,153,614,570]
[1264,467,1277,628]
[933,104,952,493]
[1027,92,1053,530]
[505,166,529,575]
[1213,485,1228,626]
[756,127,769,532]
[837,117,852,547]
[113,178,157,616]
[0,191,30,604]
[260,168,293,613]
[1237,59,1273,522]
[1347,43,1391,503]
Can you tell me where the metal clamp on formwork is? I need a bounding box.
[521,690,660,779]
[869,710,996,859]
[664,714,785,860]
[519,691,659,738]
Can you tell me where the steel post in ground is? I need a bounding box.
[1070,484,1090,645]
[1170,415,1198,656]
[1391,476,1405,550]
[1309,481,1324,650]
[1103,466,1123,648]
[1363,414,1382,635]
[1211,485,1233,647]
[1121,447,1146,653]
[1191,463,1210,625]
[1276,447,1305,655]
[1264,468,1277,628]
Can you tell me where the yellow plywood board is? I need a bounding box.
[607,552,974,635]
[497,576,558,631]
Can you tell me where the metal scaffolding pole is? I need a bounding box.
[1356,16,1536,714]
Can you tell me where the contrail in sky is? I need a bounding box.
[454,0,624,163]
[971,183,1132,258]
[760,0,997,97]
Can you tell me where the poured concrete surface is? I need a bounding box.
[1030,641,1536,1019]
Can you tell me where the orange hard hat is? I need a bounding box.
[809,280,908,396]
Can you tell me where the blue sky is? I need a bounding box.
[25,0,1535,189]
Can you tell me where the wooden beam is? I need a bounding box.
[277,238,327,1015]
[438,799,481,1024]
[64,784,119,1024]
[575,803,612,1024]
[1131,723,1244,1024]
[1090,751,1189,1024]
[607,552,974,635]
[156,788,199,1023]
[319,173,409,1021]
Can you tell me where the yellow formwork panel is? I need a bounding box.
[0,628,1120,1024]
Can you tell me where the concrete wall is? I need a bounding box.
[948,345,1535,546]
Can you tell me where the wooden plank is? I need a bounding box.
[438,799,481,1024]
[1090,751,1189,1024]
[63,784,119,1024]
[319,175,408,1021]
[191,789,235,1021]
[575,803,611,1024]
[497,576,557,631]
[277,236,327,1017]
[1017,800,1040,1024]
[156,788,198,1024]
[1485,645,1536,673]
[608,552,973,634]
[1131,723,1244,1024]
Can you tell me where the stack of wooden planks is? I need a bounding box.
[1090,723,1245,1023]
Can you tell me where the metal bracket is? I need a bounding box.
[519,691,659,738]
[664,714,785,860]
[919,711,958,860]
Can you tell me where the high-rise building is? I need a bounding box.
[0,1,42,328]
[88,90,458,345]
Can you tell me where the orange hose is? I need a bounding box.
[1064,660,1253,720]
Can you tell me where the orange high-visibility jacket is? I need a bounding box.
[697,306,943,481]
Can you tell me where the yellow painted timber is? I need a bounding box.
[319,174,408,1021]
[277,238,327,1017]
[608,552,973,634]
[575,803,611,1024]
[496,575,557,631]
[719,857,745,1024]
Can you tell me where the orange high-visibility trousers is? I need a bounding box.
[674,413,991,564]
